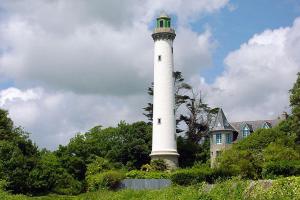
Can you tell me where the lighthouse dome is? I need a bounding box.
[158,11,170,18]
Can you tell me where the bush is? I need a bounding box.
[170,167,213,185]
[140,164,153,172]
[52,171,82,195]
[126,170,170,179]
[86,157,113,177]
[150,159,167,171]
[87,170,125,191]
[262,160,300,179]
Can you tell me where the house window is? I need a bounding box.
[160,20,164,27]
[158,55,161,61]
[226,133,233,144]
[216,151,221,157]
[263,123,270,129]
[158,118,161,125]
[216,133,222,144]
[242,126,250,138]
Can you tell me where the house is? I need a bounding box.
[209,108,287,167]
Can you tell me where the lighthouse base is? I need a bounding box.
[150,151,179,169]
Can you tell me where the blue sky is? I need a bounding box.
[197,0,300,83]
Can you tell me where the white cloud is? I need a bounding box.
[0,0,230,149]
[0,0,225,95]
[198,18,300,122]
[0,87,146,149]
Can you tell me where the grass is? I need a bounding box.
[1,176,300,200]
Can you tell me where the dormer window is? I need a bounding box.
[216,133,222,144]
[262,122,271,129]
[242,126,250,138]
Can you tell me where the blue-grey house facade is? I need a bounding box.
[209,108,287,167]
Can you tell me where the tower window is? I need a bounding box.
[158,55,161,61]
[160,20,164,28]
[226,133,233,144]
[216,133,222,144]
[158,118,161,124]
[172,47,173,53]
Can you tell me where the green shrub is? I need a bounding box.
[126,170,170,179]
[87,170,125,191]
[262,160,300,179]
[170,167,213,185]
[150,159,167,171]
[52,172,82,195]
[140,164,153,172]
[86,157,113,177]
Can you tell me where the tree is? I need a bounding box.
[290,72,300,143]
[28,151,82,195]
[0,109,39,194]
[179,90,218,143]
[217,127,299,179]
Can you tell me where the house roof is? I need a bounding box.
[209,108,281,135]
[211,108,236,132]
[230,119,280,133]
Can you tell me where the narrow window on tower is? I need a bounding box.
[172,47,173,53]
[158,118,161,125]
[158,55,161,61]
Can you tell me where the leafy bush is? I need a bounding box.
[140,164,153,172]
[126,170,170,179]
[262,160,300,179]
[150,159,167,171]
[216,127,299,179]
[52,171,82,195]
[170,167,213,185]
[86,170,125,191]
[85,157,113,177]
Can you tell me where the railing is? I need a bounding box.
[153,27,175,34]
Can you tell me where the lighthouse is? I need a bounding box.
[150,12,179,169]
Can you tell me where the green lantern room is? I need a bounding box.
[156,12,171,28]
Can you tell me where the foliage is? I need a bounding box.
[0,109,40,194]
[140,164,153,172]
[55,121,152,183]
[2,177,300,200]
[290,72,300,143]
[170,165,213,185]
[125,170,170,179]
[245,176,300,200]
[27,151,82,195]
[177,136,210,168]
[217,126,300,179]
[85,157,113,177]
[86,170,125,191]
[150,159,167,171]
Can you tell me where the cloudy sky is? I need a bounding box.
[0,0,300,149]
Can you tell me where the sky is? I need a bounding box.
[0,0,300,150]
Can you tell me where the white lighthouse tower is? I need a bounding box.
[150,12,179,169]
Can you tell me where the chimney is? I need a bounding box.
[280,111,288,120]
